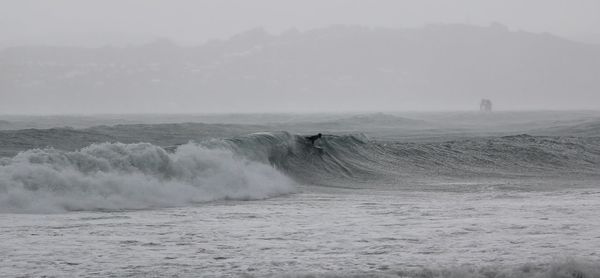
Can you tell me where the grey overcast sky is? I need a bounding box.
[2,0,600,47]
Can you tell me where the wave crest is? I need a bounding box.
[0,142,295,213]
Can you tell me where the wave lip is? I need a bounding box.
[0,142,295,213]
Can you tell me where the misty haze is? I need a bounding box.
[1,1,600,277]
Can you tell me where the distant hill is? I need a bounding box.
[2,24,600,113]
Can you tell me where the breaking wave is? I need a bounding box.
[2,131,600,213]
[218,132,600,185]
[0,142,294,213]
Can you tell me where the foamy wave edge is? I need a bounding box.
[270,258,600,278]
[0,142,295,213]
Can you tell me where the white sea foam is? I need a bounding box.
[0,142,295,213]
[277,259,600,277]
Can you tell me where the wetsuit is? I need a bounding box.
[305,133,322,145]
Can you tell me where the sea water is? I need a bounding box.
[1,115,600,277]
[2,187,599,277]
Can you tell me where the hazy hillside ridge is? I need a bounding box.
[2,24,600,113]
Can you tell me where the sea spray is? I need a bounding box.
[0,142,295,213]
[2,131,600,213]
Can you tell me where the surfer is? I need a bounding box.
[305,133,322,146]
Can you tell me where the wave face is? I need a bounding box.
[383,134,600,178]
[2,131,600,213]
[217,132,600,185]
[219,132,385,183]
[0,142,294,213]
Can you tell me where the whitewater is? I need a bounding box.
[1,112,600,277]
[0,141,295,213]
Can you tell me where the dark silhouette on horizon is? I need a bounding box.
[480,99,493,112]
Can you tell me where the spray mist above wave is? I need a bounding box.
[0,142,295,213]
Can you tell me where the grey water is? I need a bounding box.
[1,112,600,277]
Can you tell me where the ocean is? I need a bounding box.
[1,112,599,277]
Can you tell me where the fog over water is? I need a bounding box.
[3,0,600,47]
[2,2,600,276]
[2,0,600,113]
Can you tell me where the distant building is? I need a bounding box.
[480,99,493,112]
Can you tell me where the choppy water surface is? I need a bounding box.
[2,114,600,277]
[2,187,599,277]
